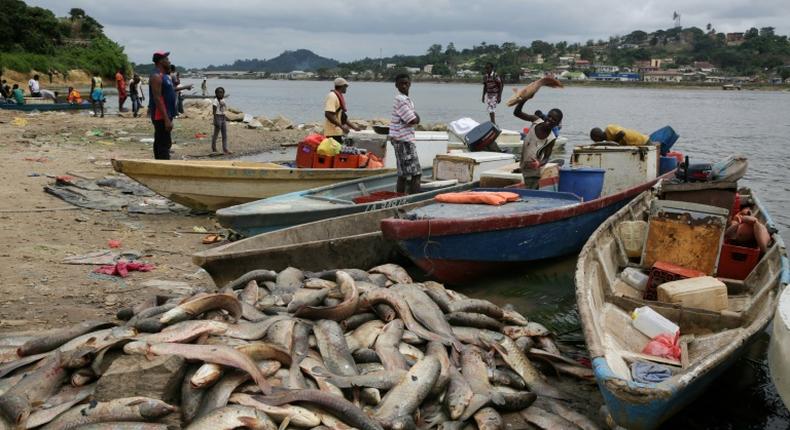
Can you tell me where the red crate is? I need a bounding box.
[296,141,317,168]
[333,154,361,169]
[644,261,706,301]
[312,153,334,168]
[717,243,760,280]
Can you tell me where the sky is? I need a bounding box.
[26,0,790,68]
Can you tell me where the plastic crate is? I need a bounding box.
[296,141,318,168]
[312,153,334,169]
[644,261,706,301]
[333,154,361,169]
[717,243,761,280]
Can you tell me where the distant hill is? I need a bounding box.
[205,49,338,72]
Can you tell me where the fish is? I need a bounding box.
[294,271,359,321]
[274,266,304,296]
[0,353,48,378]
[398,342,424,364]
[392,284,458,347]
[447,299,504,320]
[419,282,453,312]
[474,407,504,430]
[66,423,169,429]
[0,351,69,425]
[374,356,441,429]
[324,369,407,390]
[122,342,272,395]
[264,319,296,351]
[25,384,95,429]
[352,348,381,363]
[39,397,175,430]
[344,320,385,353]
[286,287,329,313]
[367,273,390,288]
[186,405,276,430]
[181,365,205,424]
[488,367,527,390]
[239,280,260,305]
[520,405,580,430]
[534,397,600,430]
[501,308,529,326]
[288,321,311,389]
[224,315,290,341]
[444,369,474,420]
[505,76,564,107]
[374,319,408,371]
[536,336,561,355]
[340,312,378,331]
[138,320,228,344]
[369,264,412,284]
[159,293,242,325]
[364,288,456,347]
[70,367,96,386]
[446,312,504,331]
[298,356,344,397]
[194,371,252,420]
[426,341,451,396]
[502,323,550,339]
[490,388,537,411]
[313,320,358,377]
[224,269,277,291]
[17,320,115,356]
[461,346,502,410]
[258,389,384,430]
[229,393,321,427]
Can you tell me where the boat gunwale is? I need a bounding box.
[381,172,673,240]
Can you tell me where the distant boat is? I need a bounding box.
[576,186,787,429]
[216,167,476,236]
[722,84,742,90]
[111,158,394,211]
[193,203,429,287]
[0,102,92,112]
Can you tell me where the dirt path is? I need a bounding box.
[0,107,309,332]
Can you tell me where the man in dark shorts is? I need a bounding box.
[148,51,177,159]
[388,74,421,194]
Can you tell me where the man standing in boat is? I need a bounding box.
[389,73,422,195]
[323,77,360,144]
[482,62,503,124]
[149,51,178,160]
[513,97,562,188]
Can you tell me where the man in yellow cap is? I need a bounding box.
[323,77,361,144]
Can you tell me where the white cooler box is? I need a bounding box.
[433,152,516,183]
[571,144,658,196]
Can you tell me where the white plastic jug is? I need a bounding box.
[631,306,679,339]
[620,267,649,291]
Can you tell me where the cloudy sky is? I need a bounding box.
[27,0,790,68]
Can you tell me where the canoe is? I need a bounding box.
[575,186,788,429]
[380,173,667,284]
[216,167,477,236]
[193,203,429,288]
[769,280,790,411]
[0,103,92,112]
[111,159,394,211]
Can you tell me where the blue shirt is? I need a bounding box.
[148,71,176,120]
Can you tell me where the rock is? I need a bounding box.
[95,354,186,403]
[370,118,389,126]
[246,120,263,129]
[141,279,194,295]
[22,131,37,139]
[225,111,244,122]
[432,123,448,131]
[255,116,274,128]
[271,115,294,131]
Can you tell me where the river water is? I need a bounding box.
[183,78,790,428]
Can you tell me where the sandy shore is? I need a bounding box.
[0,107,313,332]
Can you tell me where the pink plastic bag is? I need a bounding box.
[642,333,681,361]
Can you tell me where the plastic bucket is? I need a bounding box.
[558,167,605,201]
[659,156,678,174]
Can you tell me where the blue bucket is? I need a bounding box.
[558,167,605,201]
[659,156,678,174]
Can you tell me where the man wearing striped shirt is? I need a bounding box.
[388,74,421,194]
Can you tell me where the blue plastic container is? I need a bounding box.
[659,156,678,174]
[558,167,605,201]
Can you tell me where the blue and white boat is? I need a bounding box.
[575,186,788,429]
[216,167,475,237]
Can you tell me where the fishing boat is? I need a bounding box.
[769,283,790,411]
[575,186,788,429]
[216,167,476,237]
[193,203,429,287]
[111,159,394,211]
[0,102,92,112]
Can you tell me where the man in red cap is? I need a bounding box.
[148,51,177,159]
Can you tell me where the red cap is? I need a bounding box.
[152,51,170,63]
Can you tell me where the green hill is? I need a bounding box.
[205,49,338,72]
[0,2,128,78]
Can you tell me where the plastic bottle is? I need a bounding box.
[620,267,649,291]
[631,306,679,339]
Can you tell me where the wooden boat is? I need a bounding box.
[111,159,394,211]
[193,203,429,287]
[0,102,92,112]
[575,186,788,429]
[216,167,477,236]
[380,173,667,284]
[769,282,790,411]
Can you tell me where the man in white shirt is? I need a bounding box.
[28,75,41,97]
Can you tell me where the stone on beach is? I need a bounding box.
[95,354,186,403]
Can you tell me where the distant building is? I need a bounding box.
[586,72,640,82]
[456,69,479,78]
[287,70,314,80]
[405,67,421,74]
[650,59,662,68]
[693,62,718,73]
[534,54,544,65]
[726,33,745,46]
[386,63,396,69]
[423,64,433,74]
[643,70,682,83]
[594,64,619,73]
[560,71,587,80]
[573,59,591,68]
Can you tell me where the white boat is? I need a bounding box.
[769,283,790,410]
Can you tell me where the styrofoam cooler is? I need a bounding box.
[571,144,658,196]
[433,152,516,183]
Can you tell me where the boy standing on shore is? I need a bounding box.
[388,73,421,194]
[149,51,177,159]
[90,71,104,118]
[482,62,503,124]
[211,87,230,154]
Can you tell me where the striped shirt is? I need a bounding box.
[389,93,417,142]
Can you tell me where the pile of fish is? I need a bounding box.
[0,264,600,430]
